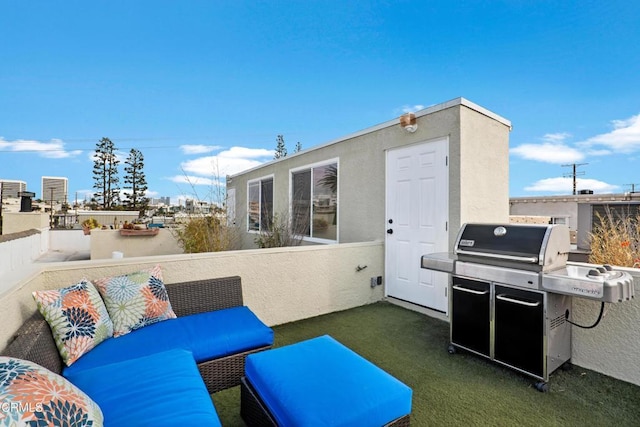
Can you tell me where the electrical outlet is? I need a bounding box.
[377,276,382,286]
[370,277,377,288]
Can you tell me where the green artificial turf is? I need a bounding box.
[212,301,640,426]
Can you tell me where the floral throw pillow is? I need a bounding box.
[0,356,103,426]
[93,265,177,337]
[33,281,114,366]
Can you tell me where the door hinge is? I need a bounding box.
[445,287,448,297]
[445,221,448,231]
[445,156,448,166]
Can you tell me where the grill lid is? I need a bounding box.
[454,223,570,272]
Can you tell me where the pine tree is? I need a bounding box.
[274,134,287,159]
[123,148,149,215]
[92,137,120,210]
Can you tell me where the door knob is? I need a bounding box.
[387,229,393,234]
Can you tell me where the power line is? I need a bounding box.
[0,145,189,154]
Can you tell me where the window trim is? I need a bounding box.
[289,158,339,243]
[247,174,274,233]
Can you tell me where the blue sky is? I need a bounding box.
[1,1,639,205]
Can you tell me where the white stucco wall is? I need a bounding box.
[457,105,510,229]
[570,266,640,386]
[0,242,385,350]
[0,232,47,295]
[89,228,183,259]
[49,229,90,252]
[2,212,50,234]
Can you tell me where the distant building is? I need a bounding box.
[151,196,171,206]
[42,176,68,203]
[510,192,640,251]
[0,180,27,198]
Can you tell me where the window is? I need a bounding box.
[248,177,273,231]
[291,161,338,241]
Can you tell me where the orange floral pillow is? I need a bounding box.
[93,265,176,337]
[33,280,114,366]
[0,356,103,426]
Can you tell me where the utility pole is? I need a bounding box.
[625,183,640,194]
[50,188,54,228]
[562,163,588,195]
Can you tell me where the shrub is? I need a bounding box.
[173,215,240,253]
[254,213,305,248]
[588,210,640,267]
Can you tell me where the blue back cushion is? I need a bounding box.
[245,335,412,427]
[65,349,221,427]
[63,306,273,377]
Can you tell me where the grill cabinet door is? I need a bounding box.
[451,277,491,356]
[494,285,544,378]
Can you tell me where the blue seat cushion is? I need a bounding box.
[245,335,412,427]
[63,306,274,377]
[65,349,221,427]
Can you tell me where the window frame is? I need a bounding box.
[289,158,339,244]
[247,174,274,233]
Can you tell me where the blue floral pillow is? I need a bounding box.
[93,265,176,337]
[0,356,103,426]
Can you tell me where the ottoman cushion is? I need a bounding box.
[245,335,412,426]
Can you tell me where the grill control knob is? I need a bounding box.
[588,269,601,277]
[603,264,613,271]
[597,266,607,273]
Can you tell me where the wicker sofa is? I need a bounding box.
[1,275,274,425]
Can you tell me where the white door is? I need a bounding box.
[385,138,449,312]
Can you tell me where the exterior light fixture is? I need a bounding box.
[399,113,418,133]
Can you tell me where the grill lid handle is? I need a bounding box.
[456,250,539,264]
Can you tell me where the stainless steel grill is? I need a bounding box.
[421,223,635,391]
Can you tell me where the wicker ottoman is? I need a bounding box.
[240,335,412,426]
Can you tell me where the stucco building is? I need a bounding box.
[227,97,512,312]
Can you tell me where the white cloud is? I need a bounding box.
[179,146,273,179]
[541,132,571,143]
[578,114,640,153]
[510,142,585,164]
[0,137,82,159]
[218,146,274,159]
[524,177,619,194]
[180,144,223,155]
[400,104,426,114]
[168,174,222,187]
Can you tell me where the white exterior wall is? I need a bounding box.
[570,266,640,386]
[0,242,385,347]
[0,232,46,296]
[456,106,510,230]
[49,229,90,252]
[2,212,50,234]
[89,228,183,259]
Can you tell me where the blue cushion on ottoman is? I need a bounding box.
[245,335,412,426]
[63,306,274,376]
[65,349,221,427]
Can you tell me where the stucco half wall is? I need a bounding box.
[0,242,385,349]
[570,269,640,386]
